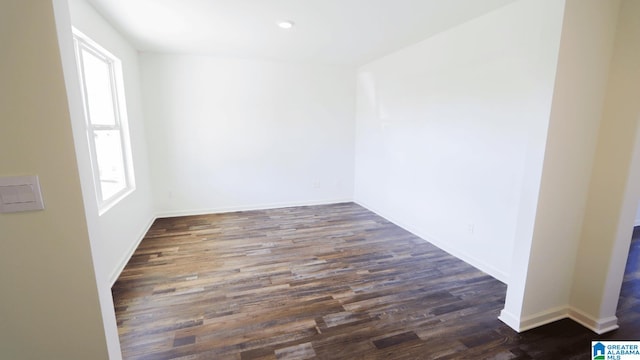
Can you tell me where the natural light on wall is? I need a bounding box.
[73,28,135,214]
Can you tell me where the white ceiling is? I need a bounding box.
[86,0,517,66]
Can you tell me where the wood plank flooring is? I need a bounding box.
[112,203,640,359]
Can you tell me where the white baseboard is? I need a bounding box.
[499,306,619,334]
[354,200,509,283]
[516,306,568,332]
[109,215,156,287]
[155,198,354,218]
[569,307,619,334]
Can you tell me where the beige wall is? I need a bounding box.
[571,0,640,326]
[0,0,109,359]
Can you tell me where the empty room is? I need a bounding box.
[2,0,640,359]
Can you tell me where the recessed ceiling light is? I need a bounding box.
[277,20,295,29]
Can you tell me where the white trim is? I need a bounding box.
[499,306,619,334]
[568,307,619,335]
[155,198,354,218]
[109,215,155,287]
[515,306,568,332]
[354,200,509,283]
[98,187,134,216]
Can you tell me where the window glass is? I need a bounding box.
[81,48,117,126]
[93,130,127,199]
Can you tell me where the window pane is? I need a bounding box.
[94,130,127,200]
[82,48,117,126]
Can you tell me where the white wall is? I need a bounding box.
[69,0,155,285]
[353,0,565,282]
[0,0,109,358]
[501,0,621,333]
[140,54,356,216]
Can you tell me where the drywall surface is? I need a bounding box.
[353,0,564,282]
[69,0,155,285]
[502,0,621,332]
[0,0,109,358]
[570,0,640,330]
[140,54,356,216]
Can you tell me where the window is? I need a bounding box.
[73,29,135,214]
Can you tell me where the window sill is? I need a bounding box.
[98,186,135,216]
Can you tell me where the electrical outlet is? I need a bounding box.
[467,224,475,235]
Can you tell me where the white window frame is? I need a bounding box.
[73,29,135,215]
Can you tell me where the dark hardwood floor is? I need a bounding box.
[112,203,640,359]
